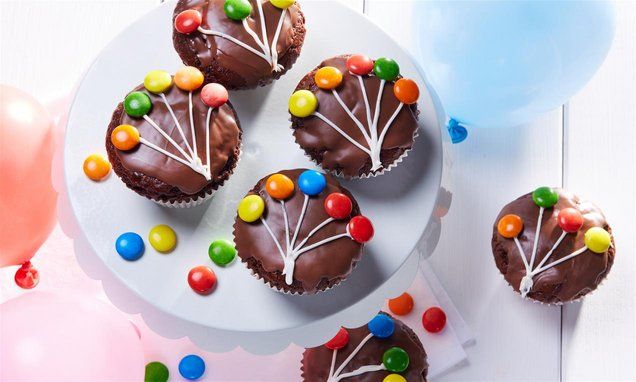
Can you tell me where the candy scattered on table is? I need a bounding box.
[178,354,206,380]
[270,0,295,9]
[346,54,374,75]
[325,327,349,350]
[124,91,152,117]
[422,306,446,333]
[83,154,111,181]
[373,57,400,81]
[144,70,173,94]
[557,207,584,233]
[208,239,237,266]
[388,292,414,316]
[200,83,228,108]
[584,227,611,253]
[368,313,395,338]
[145,361,169,382]
[298,170,326,196]
[382,346,409,373]
[111,125,140,151]
[116,232,145,261]
[237,194,265,222]
[348,215,374,243]
[383,374,407,382]
[174,9,202,34]
[532,186,559,208]
[14,261,39,289]
[224,0,252,21]
[188,266,217,294]
[289,90,317,117]
[497,214,523,238]
[266,173,295,200]
[393,78,419,104]
[148,224,177,253]
[324,192,353,219]
[174,66,204,91]
[314,66,343,90]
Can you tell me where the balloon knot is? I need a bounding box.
[447,119,468,144]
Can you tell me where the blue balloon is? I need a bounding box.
[415,1,615,128]
[298,170,326,196]
[368,314,395,338]
[115,232,144,261]
[179,354,206,380]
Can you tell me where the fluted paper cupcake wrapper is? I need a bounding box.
[503,274,610,306]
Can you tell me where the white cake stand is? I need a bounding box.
[63,0,446,354]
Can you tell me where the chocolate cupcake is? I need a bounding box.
[106,67,241,207]
[288,54,420,178]
[172,0,305,89]
[492,187,615,304]
[302,312,428,382]
[233,169,374,294]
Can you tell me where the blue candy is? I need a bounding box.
[178,354,206,380]
[115,232,144,261]
[368,314,395,338]
[298,170,326,196]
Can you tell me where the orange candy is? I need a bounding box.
[111,124,140,151]
[393,78,419,104]
[314,66,343,90]
[174,66,204,91]
[497,214,523,238]
[83,154,111,181]
[388,292,414,316]
[266,173,295,200]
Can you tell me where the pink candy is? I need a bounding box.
[200,83,228,108]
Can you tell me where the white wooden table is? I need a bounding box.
[1,1,634,380]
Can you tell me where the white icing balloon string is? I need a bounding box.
[329,333,375,382]
[355,74,373,128]
[293,232,350,257]
[280,200,291,251]
[270,9,286,71]
[289,194,309,250]
[513,237,531,273]
[138,137,209,179]
[188,92,198,161]
[378,103,403,146]
[331,365,386,381]
[205,107,212,175]
[255,0,271,58]
[142,115,193,163]
[293,217,334,252]
[329,349,338,379]
[529,206,544,269]
[533,230,568,272]
[332,89,371,143]
[198,26,270,62]
[314,112,371,155]
[160,93,195,158]
[260,217,286,262]
[532,246,588,275]
[241,18,267,53]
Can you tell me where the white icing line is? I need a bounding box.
[293,217,334,253]
[355,74,373,128]
[331,364,386,381]
[513,237,531,273]
[205,107,212,176]
[529,206,544,269]
[142,115,193,162]
[139,137,192,168]
[270,8,286,71]
[533,246,589,275]
[198,27,271,62]
[255,0,271,58]
[280,200,291,252]
[314,112,371,155]
[289,194,309,250]
[242,18,267,53]
[332,89,372,144]
[370,79,385,144]
[293,233,350,258]
[533,230,568,273]
[330,333,374,380]
[188,91,198,163]
[260,217,286,261]
[160,93,195,158]
[328,349,338,379]
[377,102,403,148]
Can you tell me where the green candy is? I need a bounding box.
[145,361,169,382]
[532,186,559,208]
[382,346,409,373]
[373,58,400,81]
[224,0,252,21]
[208,239,237,266]
[124,91,152,118]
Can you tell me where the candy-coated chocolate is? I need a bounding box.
[187,266,217,294]
[558,208,584,233]
[323,192,352,220]
[174,10,202,34]
[83,154,111,181]
[174,66,204,91]
[144,70,173,94]
[383,374,407,382]
[270,0,295,9]
[346,54,374,75]
[208,239,237,266]
[393,78,419,104]
[298,170,326,196]
[382,347,409,373]
[373,58,400,81]
[324,327,349,350]
[289,90,318,117]
[200,83,228,108]
[388,292,414,316]
[111,124,140,151]
[584,227,611,254]
[148,224,177,252]
[497,214,523,238]
[348,215,374,243]
[224,0,252,21]
[145,362,169,382]
[532,186,559,208]
[367,314,394,338]
[116,232,144,261]
[238,194,265,222]
[14,262,39,289]
[314,66,343,90]
[266,173,295,200]
[422,306,446,333]
[178,354,206,380]
[124,91,152,117]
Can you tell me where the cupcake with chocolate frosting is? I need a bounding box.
[106,67,241,207]
[289,54,420,178]
[233,169,374,294]
[173,0,306,89]
[492,187,615,304]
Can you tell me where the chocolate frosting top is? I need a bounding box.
[115,83,241,195]
[492,189,615,303]
[302,312,428,382]
[175,0,302,84]
[292,56,419,177]
[233,169,363,292]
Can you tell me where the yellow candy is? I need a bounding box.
[144,70,173,94]
[238,194,265,223]
[584,227,611,254]
[270,0,295,9]
[289,90,317,118]
[148,224,177,252]
[174,66,204,91]
[383,375,407,382]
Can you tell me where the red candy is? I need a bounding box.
[188,266,217,294]
[175,10,202,34]
[201,83,228,108]
[422,307,446,333]
[14,262,39,289]
[558,208,584,233]
[346,54,374,75]
[325,328,349,350]
[324,193,353,220]
[348,215,374,243]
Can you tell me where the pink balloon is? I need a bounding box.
[0,292,144,381]
[0,85,57,267]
